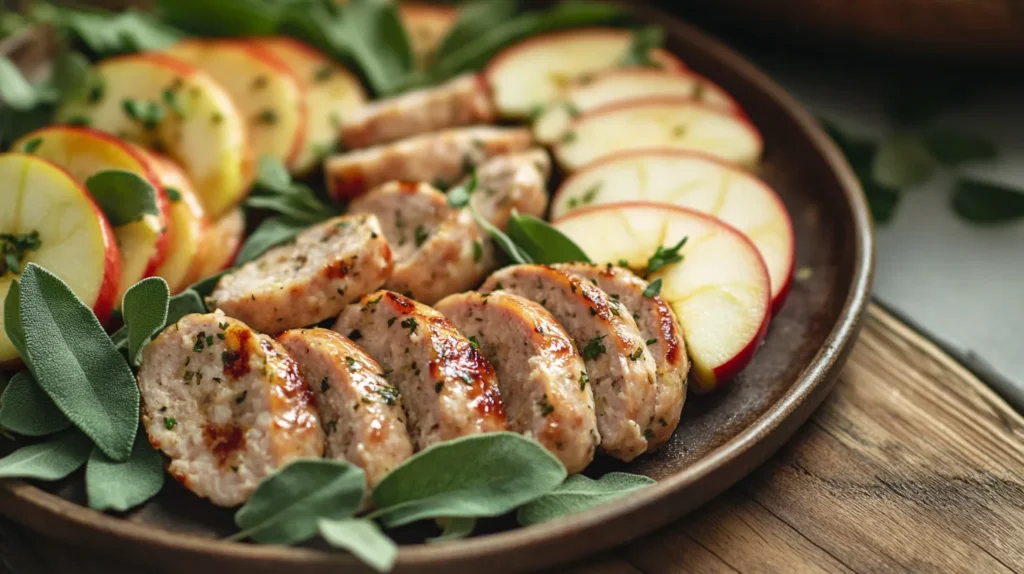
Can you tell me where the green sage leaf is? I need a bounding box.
[85,170,160,226]
[819,117,877,170]
[951,177,1024,224]
[187,271,229,300]
[471,208,532,265]
[317,518,397,573]
[857,170,902,224]
[12,264,139,461]
[86,426,165,511]
[0,56,45,111]
[434,0,518,64]
[921,128,997,167]
[516,472,655,526]
[871,134,936,189]
[62,10,182,56]
[233,459,365,545]
[372,432,566,528]
[619,26,665,68]
[0,428,92,480]
[234,216,307,265]
[427,516,476,543]
[506,211,591,265]
[0,371,71,437]
[157,0,286,37]
[166,289,206,323]
[122,278,170,366]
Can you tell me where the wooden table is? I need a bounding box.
[3,305,1022,573]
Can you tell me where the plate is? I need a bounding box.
[0,3,874,572]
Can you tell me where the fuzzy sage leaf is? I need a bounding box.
[505,211,591,265]
[85,170,160,227]
[86,425,165,511]
[951,177,1024,224]
[8,264,139,461]
[0,428,92,480]
[0,371,71,437]
[121,277,170,366]
[233,459,365,545]
[516,472,655,526]
[871,134,936,189]
[317,518,397,573]
[427,516,476,543]
[234,216,307,266]
[372,432,566,528]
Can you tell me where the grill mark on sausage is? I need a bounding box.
[203,424,245,466]
[222,326,253,379]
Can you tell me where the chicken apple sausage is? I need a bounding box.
[325,126,533,201]
[333,290,507,449]
[207,214,392,334]
[480,265,657,461]
[467,148,550,230]
[555,263,687,450]
[137,311,324,507]
[435,291,599,473]
[277,328,413,486]
[340,73,496,149]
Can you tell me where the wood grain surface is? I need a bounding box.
[2,303,1020,573]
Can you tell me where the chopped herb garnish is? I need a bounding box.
[164,417,177,430]
[21,137,42,153]
[251,75,268,90]
[255,109,277,124]
[646,238,687,273]
[236,391,247,404]
[643,278,663,298]
[472,240,483,262]
[122,98,165,129]
[671,125,686,138]
[629,347,644,361]
[162,87,185,115]
[617,259,629,268]
[193,331,207,352]
[314,65,333,82]
[371,383,400,405]
[434,381,443,393]
[414,224,429,247]
[579,371,589,390]
[401,317,418,334]
[646,338,657,346]
[367,294,383,306]
[348,329,363,341]
[581,336,606,360]
[468,335,480,350]
[644,428,656,440]
[387,317,396,327]
[325,420,338,434]
[0,230,41,276]
[538,394,554,417]
[345,356,357,371]
[447,170,477,208]
[321,378,330,392]
[65,115,91,126]
[565,102,581,117]
[165,187,182,202]
[528,104,546,120]
[580,183,601,205]
[560,131,577,145]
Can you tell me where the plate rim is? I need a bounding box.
[0,3,875,572]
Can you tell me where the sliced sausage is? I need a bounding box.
[138,311,324,507]
[435,291,599,473]
[333,290,507,449]
[277,328,413,486]
[555,263,687,450]
[467,148,551,230]
[340,73,495,149]
[207,214,392,333]
[480,265,657,461]
[349,181,496,304]
[325,126,533,202]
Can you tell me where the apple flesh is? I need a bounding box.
[0,153,121,366]
[485,27,687,119]
[533,68,744,144]
[259,37,368,175]
[553,202,771,392]
[554,98,763,172]
[400,3,459,69]
[145,152,207,293]
[56,53,251,219]
[552,150,794,311]
[186,207,245,284]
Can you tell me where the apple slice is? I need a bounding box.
[259,37,368,175]
[56,53,251,219]
[553,202,771,392]
[145,152,207,293]
[533,68,743,144]
[0,153,121,366]
[554,97,763,172]
[186,207,245,284]
[400,3,459,69]
[165,39,308,171]
[12,126,170,305]
[485,27,687,119]
[552,150,794,311]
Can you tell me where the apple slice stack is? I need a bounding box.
[486,31,795,390]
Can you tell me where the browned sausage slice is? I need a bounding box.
[555,263,687,449]
[435,291,599,473]
[207,214,392,333]
[138,311,324,507]
[480,265,657,461]
[467,148,550,230]
[333,290,507,449]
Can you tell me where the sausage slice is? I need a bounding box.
[207,214,392,333]
[333,290,507,449]
[340,73,496,149]
[277,328,413,486]
[435,291,599,473]
[480,265,657,461]
[555,263,687,449]
[467,148,551,230]
[325,126,533,202]
[138,311,324,507]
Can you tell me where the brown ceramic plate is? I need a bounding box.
[0,3,873,572]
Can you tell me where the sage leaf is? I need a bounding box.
[61,10,181,56]
[85,170,160,226]
[0,428,92,480]
[86,426,164,511]
[2,280,27,363]
[921,128,997,167]
[188,271,229,300]
[471,209,532,265]
[166,289,206,323]
[0,371,71,437]
[48,51,93,105]
[12,264,139,461]
[233,459,365,545]
[619,26,665,68]
[157,0,286,36]
[0,56,45,111]
[372,432,566,528]
[317,518,397,573]
[121,278,170,366]
[819,118,877,170]
[871,134,936,189]
[516,472,655,526]
[247,157,333,223]
[234,216,307,265]
[434,0,519,64]
[506,211,591,265]
[951,177,1024,224]
[859,171,902,224]
[427,516,476,543]
[254,155,292,193]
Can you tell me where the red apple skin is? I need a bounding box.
[700,306,771,393]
